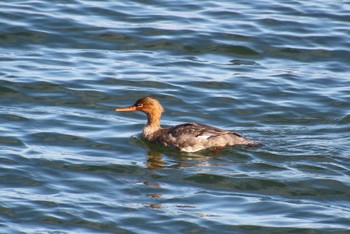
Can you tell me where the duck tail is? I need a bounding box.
[246,140,263,147]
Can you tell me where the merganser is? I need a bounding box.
[116,97,258,152]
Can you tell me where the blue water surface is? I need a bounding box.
[1,0,350,233]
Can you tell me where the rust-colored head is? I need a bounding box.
[115,97,164,115]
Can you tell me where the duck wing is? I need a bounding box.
[154,123,253,152]
[167,123,242,139]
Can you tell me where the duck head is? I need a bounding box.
[116,97,164,115]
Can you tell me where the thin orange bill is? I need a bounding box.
[115,106,137,112]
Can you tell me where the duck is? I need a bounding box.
[115,97,259,152]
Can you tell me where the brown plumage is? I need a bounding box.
[116,97,258,152]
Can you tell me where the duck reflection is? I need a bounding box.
[141,180,163,209]
[145,149,216,170]
[145,150,166,170]
[131,136,220,210]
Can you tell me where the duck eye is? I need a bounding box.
[137,103,143,108]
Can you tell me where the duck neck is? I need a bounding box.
[143,111,162,139]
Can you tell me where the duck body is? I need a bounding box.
[116,97,258,152]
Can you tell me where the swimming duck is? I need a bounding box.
[116,97,258,152]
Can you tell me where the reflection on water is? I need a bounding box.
[145,149,219,170]
[146,150,166,170]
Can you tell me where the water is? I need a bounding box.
[1,0,350,233]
